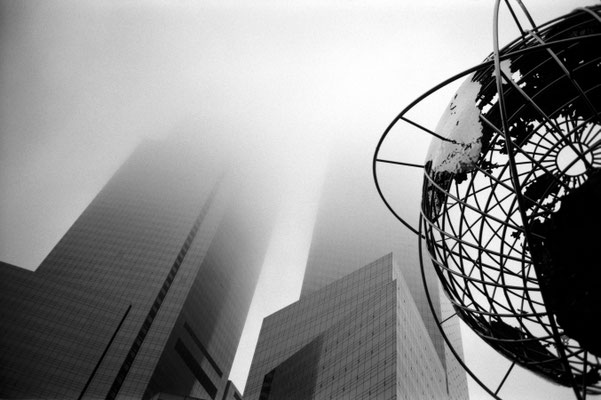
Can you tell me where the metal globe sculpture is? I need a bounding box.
[374,2,601,399]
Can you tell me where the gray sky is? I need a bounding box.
[0,1,595,399]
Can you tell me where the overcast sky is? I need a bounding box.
[0,1,596,399]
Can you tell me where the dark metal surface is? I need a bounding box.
[373,2,601,398]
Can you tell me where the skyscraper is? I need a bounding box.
[301,158,445,350]
[0,139,275,400]
[293,156,468,399]
[244,254,448,399]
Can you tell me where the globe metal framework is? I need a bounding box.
[373,2,601,399]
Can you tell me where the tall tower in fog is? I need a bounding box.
[301,159,445,351]
[299,157,469,400]
[244,254,449,399]
[0,140,275,400]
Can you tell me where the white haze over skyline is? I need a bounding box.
[0,1,596,399]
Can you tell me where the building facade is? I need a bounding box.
[244,254,448,400]
[301,159,444,352]
[299,158,469,399]
[0,140,275,400]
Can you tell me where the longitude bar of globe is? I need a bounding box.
[455,172,497,321]
[497,0,578,378]
[418,214,502,400]
[446,178,486,318]
[512,0,537,31]
[525,119,559,184]
[444,180,466,267]
[514,220,545,340]
[578,7,601,24]
[581,120,595,144]
[467,153,520,317]
[440,311,457,326]
[421,217,446,298]
[498,181,552,344]
[424,221,455,306]
[578,355,594,398]
[434,175,469,304]
[424,220,465,311]
[485,213,523,272]
[519,239,556,355]
[436,184,468,311]
[493,1,582,399]
[495,360,516,396]
[582,351,589,399]
[484,171,527,338]
[459,172,485,249]
[476,165,523,249]
[586,118,601,143]
[503,0,526,38]
[422,209,472,312]
[435,185,508,316]
[496,1,548,384]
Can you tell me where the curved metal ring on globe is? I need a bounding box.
[373,2,601,399]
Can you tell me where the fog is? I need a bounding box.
[0,1,595,399]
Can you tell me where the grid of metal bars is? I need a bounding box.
[373,2,601,399]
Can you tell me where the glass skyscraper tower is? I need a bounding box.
[0,139,275,400]
[245,254,449,399]
[244,158,469,399]
[303,160,469,400]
